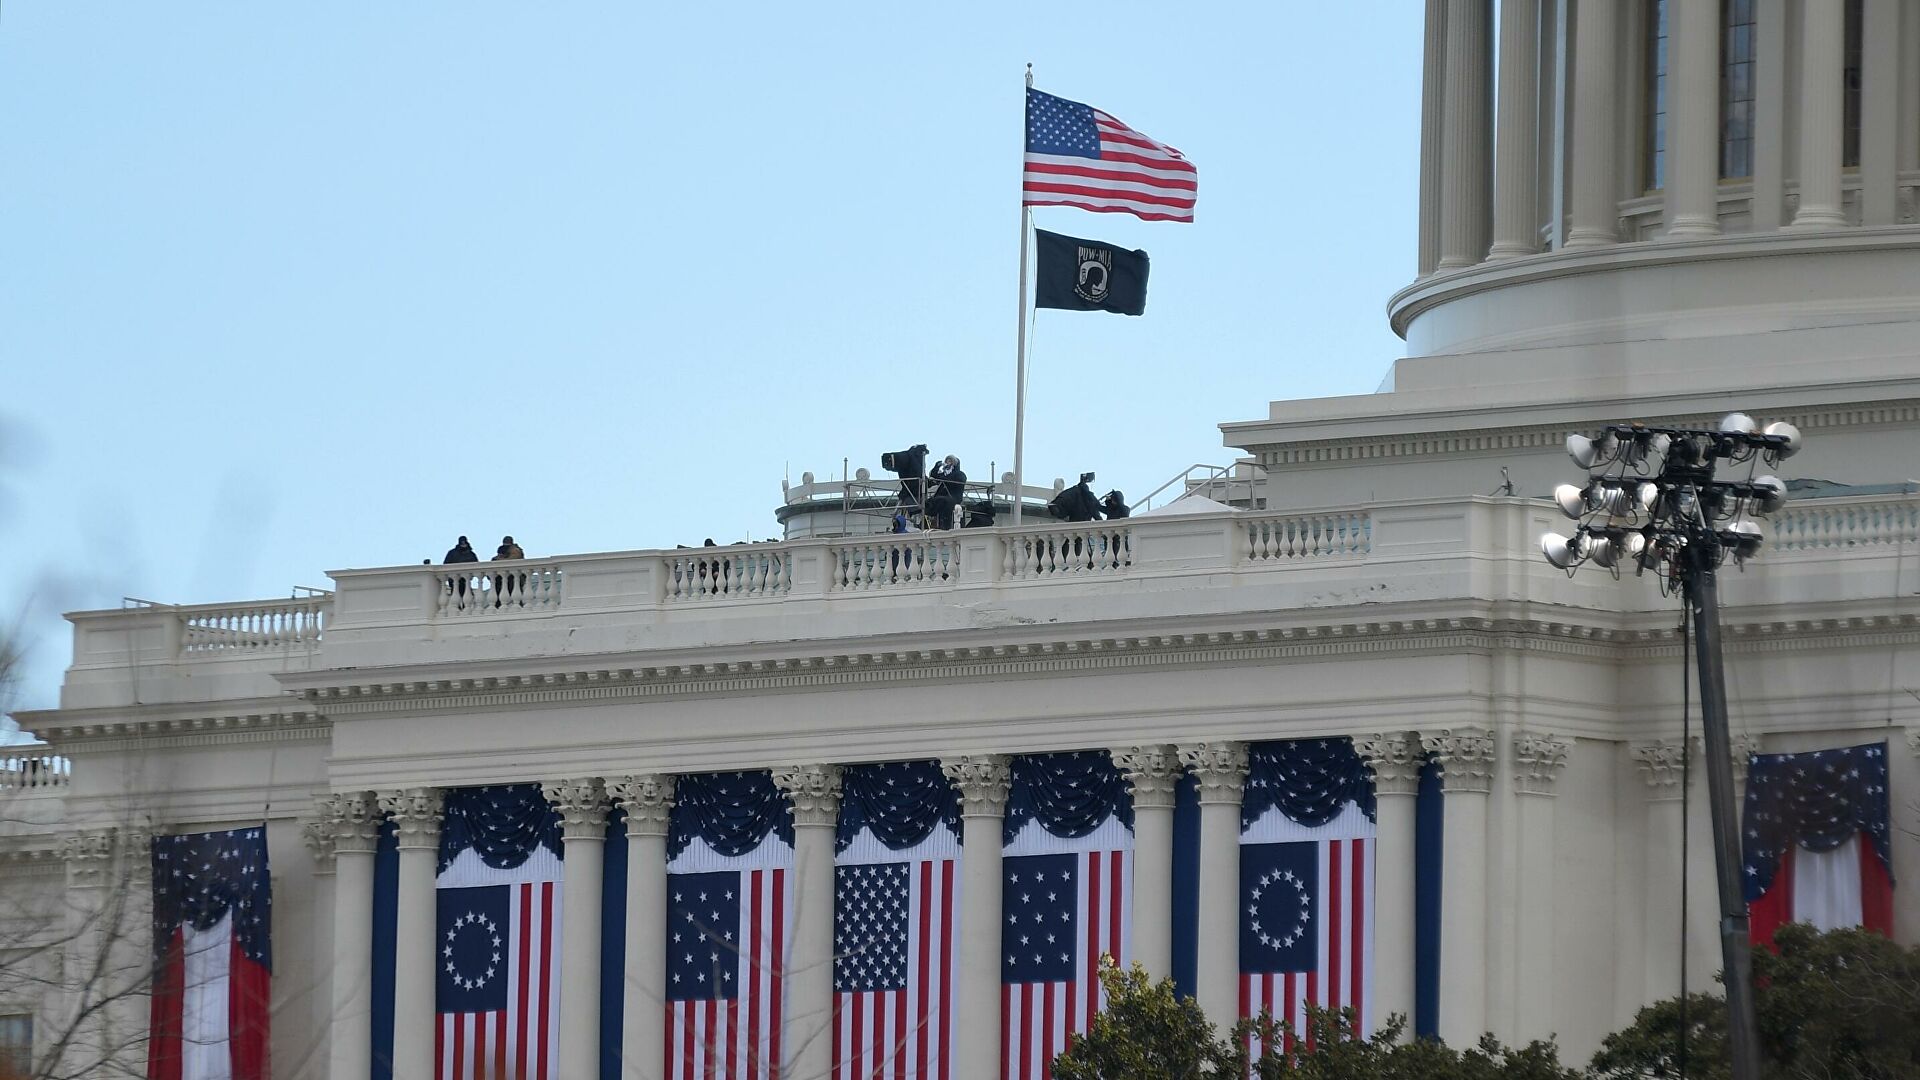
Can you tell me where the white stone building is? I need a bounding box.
[4,3,1920,1078]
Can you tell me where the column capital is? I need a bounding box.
[772,763,843,828]
[1629,738,1696,801]
[1907,727,1920,758]
[1731,732,1764,785]
[317,790,384,855]
[543,777,612,840]
[1353,731,1424,795]
[60,829,120,888]
[941,755,1011,817]
[1177,741,1249,806]
[1109,745,1182,809]
[301,817,337,875]
[1420,726,1497,794]
[1511,732,1571,796]
[608,773,677,838]
[378,787,445,851]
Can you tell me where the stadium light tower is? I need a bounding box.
[1541,413,1801,1080]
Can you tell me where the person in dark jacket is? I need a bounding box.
[444,536,479,563]
[927,455,967,529]
[492,535,526,601]
[494,536,525,560]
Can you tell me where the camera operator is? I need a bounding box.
[927,454,967,529]
[881,444,929,513]
[1048,473,1105,523]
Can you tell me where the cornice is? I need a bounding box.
[291,613,1920,718]
[32,707,328,755]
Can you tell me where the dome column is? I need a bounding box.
[1666,0,1722,238]
[1489,0,1541,259]
[1418,0,1449,275]
[1437,0,1494,270]
[1791,0,1849,228]
[1566,0,1621,248]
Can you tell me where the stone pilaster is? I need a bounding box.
[378,787,443,1080]
[544,778,611,1080]
[608,774,676,1080]
[1511,732,1570,796]
[941,755,1010,1080]
[772,765,842,1080]
[1354,732,1422,1031]
[1111,745,1181,981]
[1178,741,1248,1028]
[1420,726,1495,1044]
[320,791,382,1080]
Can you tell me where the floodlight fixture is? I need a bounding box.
[1540,532,1578,569]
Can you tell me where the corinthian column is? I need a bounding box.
[1489,0,1542,258]
[323,792,382,1080]
[544,778,612,1080]
[1509,734,1569,1038]
[378,787,444,1080]
[1177,741,1248,1028]
[1566,0,1620,247]
[771,764,843,1080]
[1792,0,1849,228]
[1420,727,1496,1046]
[609,774,676,1080]
[1418,0,1449,274]
[1666,0,1723,237]
[941,755,1010,1080]
[1437,0,1495,268]
[1110,745,1181,981]
[1353,732,1422,1034]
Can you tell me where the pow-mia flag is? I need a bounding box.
[1034,229,1148,316]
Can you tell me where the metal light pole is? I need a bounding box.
[1542,413,1801,1080]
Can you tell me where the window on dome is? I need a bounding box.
[1644,0,1671,192]
[1721,0,1756,178]
[1843,0,1863,168]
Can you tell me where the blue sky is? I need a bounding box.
[0,5,1421,721]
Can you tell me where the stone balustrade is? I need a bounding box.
[1244,509,1372,561]
[0,752,70,790]
[437,562,564,615]
[663,547,793,602]
[1002,523,1133,578]
[1769,492,1920,552]
[180,595,330,652]
[830,536,962,591]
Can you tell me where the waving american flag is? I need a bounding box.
[1023,87,1198,223]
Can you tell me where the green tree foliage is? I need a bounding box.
[1051,960,1579,1080]
[1590,924,1920,1080]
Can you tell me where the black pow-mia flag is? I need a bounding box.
[1034,229,1149,316]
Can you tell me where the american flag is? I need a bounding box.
[435,879,562,1080]
[667,868,787,1080]
[1000,849,1129,1080]
[1743,742,1894,943]
[149,827,272,1080]
[1023,87,1197,223]
[832,858,957,1080]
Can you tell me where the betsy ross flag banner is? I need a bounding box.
[1743,742,1894,944]
[149,827,272,1080]
[667,771,794,1080]
[1001,751,1134,1080]
[433,785,565,1080]
[1238,739,1376,1054]
[1024,87,1197,223]
[832,762,962,1080]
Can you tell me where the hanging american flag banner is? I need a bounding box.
[832,761,961,1080]
[1001,751,1133,1080]
[1238,739,1376,1055]
[1023,87,1198,223]
[1743,741,1894,944]
[149,826,272,1080]
[666,771,794,1080]
[433,784,565,1080]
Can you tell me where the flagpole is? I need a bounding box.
[1013,63,1033,526]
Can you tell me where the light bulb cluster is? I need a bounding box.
[1540,413,1801,580]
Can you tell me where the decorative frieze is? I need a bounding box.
[1629,738,1696,801]
[941,755,1011,817]
[377,787,445,850]
[608,774,676,838]
[1511,732,1571,796]
[1420,726,1497,794]
[1353,731,1423,796]
[542,777,612,840]
[300,817,336,874]
[771,764,843,828]
[1177,741,1249,805]
[1110,745,1182,809]
[60,830,118,888]
[316,790,383,855]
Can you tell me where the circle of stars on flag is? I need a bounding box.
[443,911,503,992]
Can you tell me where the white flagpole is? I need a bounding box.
[1013,63,1034,526]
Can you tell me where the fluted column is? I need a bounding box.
[324,792,382,1080]
[1418,0,1450,275]
[1110,745,1181,982]
[1567,0,1620,247]
[769,764,842,1080]
[1509,734,1569,1039]
[379,787,445,1080]
[1792,0,1849,228]
[1631,740,1689,1000]
[545,778,612,1080]
[609,775,676,1080]
[1177,741,1248,1028]
[1666,0,1722,237]
[1438,0,1495,268]
[941,755,1009,1080]
[302,815,340,1076]
[1354,733,1422,1033]
[1753,0,1789,228]
[1421,727,1496,1045]
[1489,0,1542,257]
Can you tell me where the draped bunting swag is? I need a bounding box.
[436,783,564,874]
[667,770,795,858]
[1004,749,1134,842]
[836,760,962,852]
[1242,737,1377,830]
[1742,741,1893,901]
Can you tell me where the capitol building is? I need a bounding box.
[3,3,1917,1079]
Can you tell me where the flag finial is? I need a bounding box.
[1025,62,1033,89]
